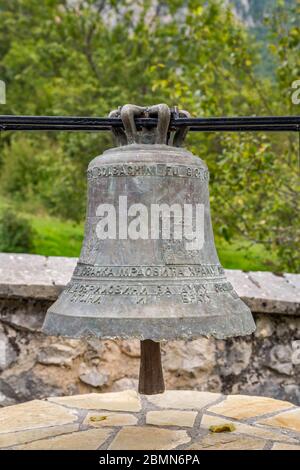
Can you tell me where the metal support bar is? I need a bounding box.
[0,115,300,132]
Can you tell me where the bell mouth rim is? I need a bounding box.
[42,309,256,342]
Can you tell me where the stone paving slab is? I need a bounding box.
[0,253,299,314]
[201,414,298,444]
[0,423,79,448]
[207,394,294,419]
[147,390,221,410]
[108,426,190,450]
[13,428,112,450]
[271,442,300,450]
[257,408,300,433]
[48,390,141,412]
[0,399,78,433]
[1,390,300,450]
[187,433,266,450]
[146,410,197,427]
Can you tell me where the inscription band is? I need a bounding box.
[87,164,209,180]
[64,280,238,305]
[73,264,225,280]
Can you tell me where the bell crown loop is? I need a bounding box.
[109,103,190,147]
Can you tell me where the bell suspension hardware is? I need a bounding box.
[1,114,300,133]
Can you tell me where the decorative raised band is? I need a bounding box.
[87,163,209,180]
[73,263,225,280]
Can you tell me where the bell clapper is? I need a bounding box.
[138,340,165,395]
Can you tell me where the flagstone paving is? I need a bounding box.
[0,390,300,450]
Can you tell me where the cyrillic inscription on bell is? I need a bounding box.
[43,104,255,343]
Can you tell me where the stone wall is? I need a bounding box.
[0,254,299,407]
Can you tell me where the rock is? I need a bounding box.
[291,340,300,365]
[286,318,300,336]
[37,342,83,367]
[268,345,293,375]
[0,378,19,407]
[206,374,222,393]
[83,337,105,360]
[0,391,16,407]
[0,298,47,331]
[208,395,294,419]
[79,365,109,388]
[283,384,300,404]
[231,378,280,401]
[66,384,79,395]
[0,325,17,371]
[219,340,252,376]
[276,323,290,336]
[48,390,142,412]
[5,370,62,402]
[147,390,221,410]
[112,378,138,391]
[146,410,197,427]
[163,339,215,375]
[108,426,190,450]
[13,428,112,450]
[119,340,140,358]
[255,317,274,338]
[86,337,104,352]
[83,338,105,362]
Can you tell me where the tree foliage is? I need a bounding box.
[0,209,35,253]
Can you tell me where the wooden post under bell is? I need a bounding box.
[138,340,165,395]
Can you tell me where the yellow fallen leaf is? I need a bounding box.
[89,415,107,422]
[209,423,236,433]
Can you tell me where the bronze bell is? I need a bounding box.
[42,104,255,394]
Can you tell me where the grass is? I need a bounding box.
[216,238,275,272]
[30,215,83,258]
[0,196,276,271]
[31,220,275,271]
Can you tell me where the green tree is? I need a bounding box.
[0,209,35,253]
[0,0,298,271]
